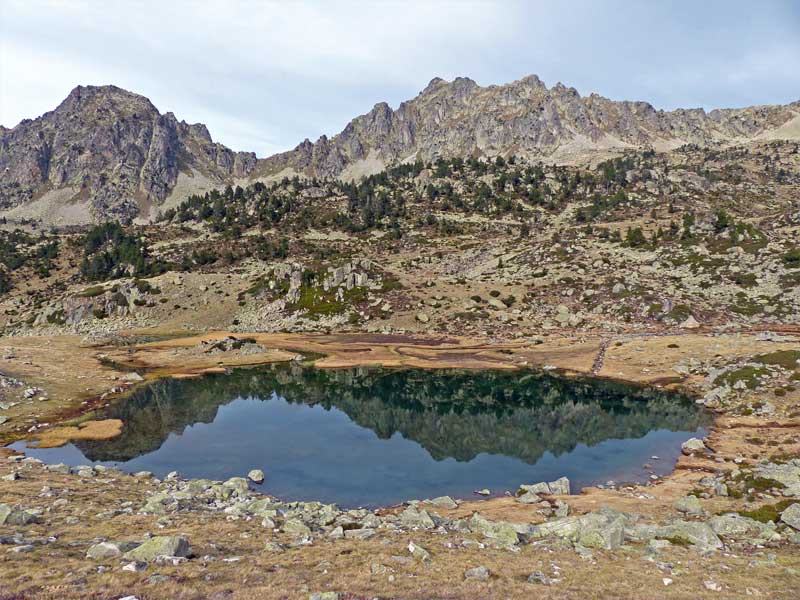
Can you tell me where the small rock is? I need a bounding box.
[674,495,704,516]
[247,469,265,484]
[407,541,430,562]
[681,438,707,455]
[464,565,490,581]
[680,315,700,329]
[527,570,553,585]
[87,542,125,560]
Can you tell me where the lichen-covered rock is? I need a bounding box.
[709,513,778,542]
[122,536,190,562]
[674,495,704,516]
[781,503,800,531]
[407,541,431,562]
[681,438,707,455]
[464,565,490,580]
[0,503,41,526]
[468,513,520,547]
[657,521,722,551]
[399,505,435,530]
[86,541,130,560]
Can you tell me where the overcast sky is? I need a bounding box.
[2,0,799,157]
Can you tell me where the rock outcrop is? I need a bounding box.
[258,75,800,179]
[0,85,256,223]
[2,78,798,224]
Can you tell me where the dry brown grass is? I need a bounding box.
[30,418,123,448]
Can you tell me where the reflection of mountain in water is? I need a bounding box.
[77,364,711,463]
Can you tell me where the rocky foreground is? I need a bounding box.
[0,330,798,598]
[1,442,800,599]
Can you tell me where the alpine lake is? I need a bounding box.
[13,363,711,508]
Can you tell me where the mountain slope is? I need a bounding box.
[258,75,800,180]
[0,85,256,223]
[1,77,799,224]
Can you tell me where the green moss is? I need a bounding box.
[380,275,404,292]
[754,350,800,370]
[783,248,800,269]
[734,474,785,492]
[661,535,692,547]
[288,285,367,318]
[714,366,768,389]
[729,272,757,287]
[45,309,66,325]
[76,285,106,298]
[667,304,692,322]
[738,500,797,523]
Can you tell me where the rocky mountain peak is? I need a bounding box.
[0,84,257,224]
[1,76,799,225]
[258,75,800,181]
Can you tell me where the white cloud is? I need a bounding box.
[1,0,798,155]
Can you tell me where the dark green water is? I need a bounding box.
[14,364,711,507]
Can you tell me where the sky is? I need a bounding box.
[1,0,799,157]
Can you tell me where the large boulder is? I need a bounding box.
[399,505,435,529]
[674,495,704,516]
[657,521,722,551]
[527,507,630,550]
[122,536,190,562]
[709,513,779,543]
[86,541,137,560]
[577,509,627,550]
[468,513,521,547]
[517,477,570,497]
[755,461,800,495]
[781,503,800,531]
[0,503,41,526]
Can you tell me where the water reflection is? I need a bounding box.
[17,365,711,507]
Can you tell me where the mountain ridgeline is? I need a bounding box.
[1,77,798,224]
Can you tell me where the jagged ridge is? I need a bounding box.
[259,75,800,179]
[1,77,799,224]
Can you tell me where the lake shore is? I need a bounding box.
[1,329,799,598]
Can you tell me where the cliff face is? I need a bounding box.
[259,76,800,180]
[0,85,256,223]
[2,78,799,224]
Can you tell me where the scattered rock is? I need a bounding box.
[407,541,430,562]
[464,565,490,580]
[781,503,800,531]
[681,438,707,455]
[247,469,265,484]
[122,536,190,562]
[674,495,704,516]
[528,570,553,585]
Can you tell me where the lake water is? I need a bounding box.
[12,364,711,507]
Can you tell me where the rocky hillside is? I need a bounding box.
[0,85,256,223]
[259,75,800,179]
[2,78,799,224]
